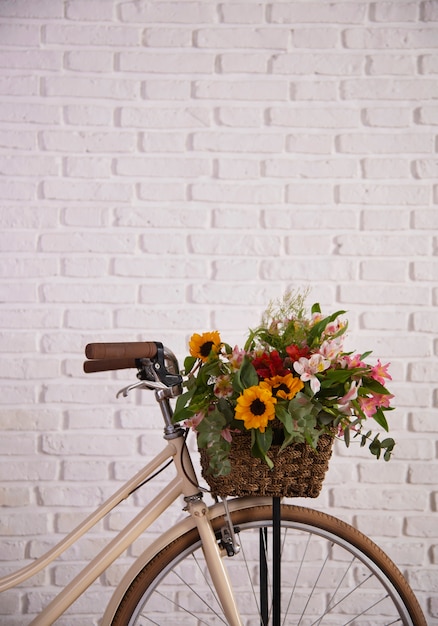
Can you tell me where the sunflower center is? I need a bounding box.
[272,383,289,397]
[200,341,214,357]
[250,398,266,416]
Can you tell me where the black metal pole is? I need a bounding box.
[259,527,269,626]
[272,497,281,626]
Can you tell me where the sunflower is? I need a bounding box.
[265,373,304,400]
[189,331,221,362]
[235,384,277,432]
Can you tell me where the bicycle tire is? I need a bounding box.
[110,503,426,626]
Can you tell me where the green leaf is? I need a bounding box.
[372,408,389,432]
[234,356,259,392]
[311,302,321,314]
[183,355,197,373]
[306,310,346,347]
[251,428,274,469]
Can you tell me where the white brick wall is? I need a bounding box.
[0,0,437,623]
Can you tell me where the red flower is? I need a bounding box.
[286,343,310,361]
[252,350,288,379]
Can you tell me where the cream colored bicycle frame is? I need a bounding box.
[0,434,267,626]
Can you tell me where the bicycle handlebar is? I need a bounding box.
[83,358,138,373]
[85,342,158,360]
[84,341,159,373]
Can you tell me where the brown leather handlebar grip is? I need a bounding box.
[83,358,138,373]
[85,341,158,360]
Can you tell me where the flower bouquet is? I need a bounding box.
[172,291,395,498]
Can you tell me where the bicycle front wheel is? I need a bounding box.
[110,502,426,626]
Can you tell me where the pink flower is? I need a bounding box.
[293,354,331,394]
[359,393,394,418]
[344,354,367,369]
[371,360,392,385]
[228,345,246,371]
[214,375,233,398]
[338,381,359,413]
[184,411,204,430]
[221,428,233,443]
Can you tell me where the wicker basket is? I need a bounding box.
[200,430,334,499]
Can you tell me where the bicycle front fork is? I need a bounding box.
[185,495,244,626]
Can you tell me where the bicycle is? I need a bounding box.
[0,340,427,625]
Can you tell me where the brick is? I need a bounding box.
[360,259,409,281]
[343,27,438,49]
[64,156,112,178]
[119,51,214,73]
[137,182,185,200]
[116,307,206,330]
[0,0,63,18]
[213,208,261,228]
[0,180,36,200]
[264,157,358,178]
[413,159,438,178]
[191,131,283,153]
[332,486,428,510]
[114,257,204,278]
[191,282,281,306]
[40,130,136,153]
[0,102,60,125]
[366,54,416,75]
[141,132,187,151]
[0,513,47,536]
[41,180,131,202]
[0,257,58,278]
[44,24,140,46]
[269,2,367,24]
[40,283,135,304]
[416,105,438,125]
[336,133,433,154]
[291,28,339,48]
[63,104,112,126]
[143,27,193,47]
[195,28,290,50]
[120,107,210,128]
[66,0,114,21]
[0,74,39,96]
[43,76,138,100]
[286,183,333,204]
[120,1,215,23]
[64,50,114,72]
[362,107,412,128]
[268,107,359,128]
[41,433,135,456]
[412,311,438,333]
[411,260,438,280]
[0,155,60,177]
[419,54,438,74]
[216,158,260,179]
[116,156,210,178]
[0,50,61,71]
[261,258,356,281]
[341,78,438,100]
[422,1,438,21]
[115,207,208,228]
[293,80,339,101]
[0,23,40,46]
[371,2,419,22]
[189,233,281,256]
[216,106,263,128]
[340,282,430,306]
[271,52,362,75]
[263,208,358,230]
[194,79,288,101]
[361,157,410,178]
[218,52,270,73]
[212,259,257,280]
[191,182,281,204]
[337,183,430,205]
[413,208,438,228]
[219,3,264,24]
[143,79,191,99]
[287,134,333,154]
